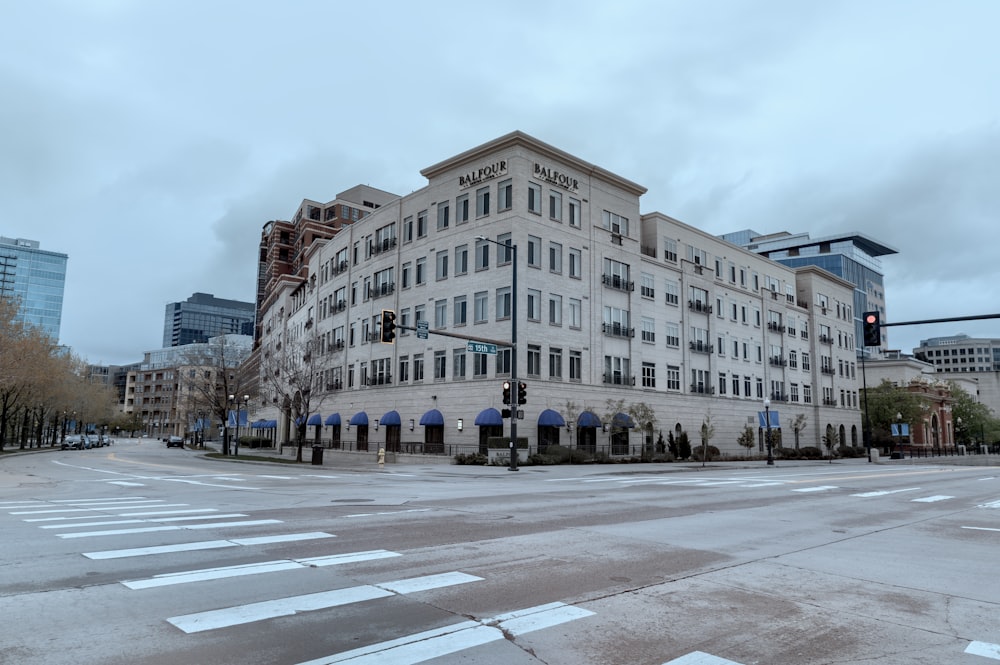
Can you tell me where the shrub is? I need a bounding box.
[798,446,823,459]
[691,445,720,462]
[453,453,487,465]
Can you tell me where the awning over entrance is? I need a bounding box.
[577,411,602,428]
[537,409,565,427]
[380,410,401,426]
[474,408,503,426]
[325,413,341,426]
[419,409,444,426]
[306,414,323,426]
[350,411,368,427]
[611,412,635,428]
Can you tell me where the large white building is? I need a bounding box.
[255,132,862,457]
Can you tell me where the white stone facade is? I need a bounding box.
[256,132,862,456]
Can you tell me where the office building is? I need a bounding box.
[163,292,256,347]
[722,230,896,356]
[0,236,68,341]
[254,132,863,457]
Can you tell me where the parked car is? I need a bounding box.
[62,435,83,450]
[166,436,185,448]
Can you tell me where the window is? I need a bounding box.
[453,296,467,326]
[527,289,541,321]
[665,323,679,347]
[415,257,426,285]
[569,248,581,279]
[549,190,562,221]
[496,287,511,319]
[803,385,812,404]
[474,291,488,323]
[549,242,562,273]
[413,353,424,382]
[498,232,513,265]
[453,349,466,379]
[732,376,740,396]
[666,365,680,391]
[718,372,727,395]
[398,356,409,383]
[602,210,629,236]
[664,238,678,263]
[435,250,448,280]
[476,187,490,217]
[496,348,511,375]
[549,347,563,379]
[569,350,582,381]
[665,280,679,306]
[475,238,489,270]
[527,345,541,376]
[403,216,413,243]
[641,317,655,343]
[569,298,581,328]
[642,362,656,388]
[455,244,468,275]
[640,273,655,298]
[456,194,469,224]
[604,356,631,385]
[433,350,446,380]
[437,202,449,230]
[527,235,541,268]
[498,179,513,211]
[401,263,411,289]
[434,299,447,328]
[549,294,562,325]
[472,353,488,377]
[528,182,542,214]
[417,210,427,238]
[568,198,581,227]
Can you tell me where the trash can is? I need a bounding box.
[311,445,324,465]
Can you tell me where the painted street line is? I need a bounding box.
[83,531,335,560]
[911,495,953,503]
[57,519,282,539]
[258,475,296,479]
[50,497,151,503]
[662,651,745,664]
[54,499,165,506]
[117,508,217,516]
[168,571,482,633]
[962,526,1000,533]
[122,550,401,589]
[851,487,922,498]
[978,500,1000,509]
[792,486,839,493]
[301,475,340,479]
[23,515,117,522]
[10,508,92,515]
[738,482,784,488]
[294,601,595,665]
[40,514,248,529]
[161,478,263,490]
[108,481,145,486]
[966,641,1000,660]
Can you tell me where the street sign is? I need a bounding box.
[416,320,429,339]
[467,341,497,355]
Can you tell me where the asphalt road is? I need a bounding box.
[1,439,999,665]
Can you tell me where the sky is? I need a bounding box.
[2,0,998,366]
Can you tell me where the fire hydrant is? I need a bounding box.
[377,447,385,469]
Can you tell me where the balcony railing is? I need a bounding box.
[767,322,785,333]
[602,373,635,386]
[601,274,634,291]
[689,384,715,395]
[369,237,397,256]
[367,374,393,386]
[769,356,787,367]
[368,283,395,299]
[687,300,713,314]
[602,322,634,338]
[819,334,834,344]
[689,341,714,354]
[820,367,835,375]
[332,260,349,275]
[333,300,347,313]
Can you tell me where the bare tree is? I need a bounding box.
[699,415,715,466]
[179,335,253,455]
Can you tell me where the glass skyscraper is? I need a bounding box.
[0,236,68,341]
[163,292,256,347]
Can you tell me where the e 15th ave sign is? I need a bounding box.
[467,341,497,355]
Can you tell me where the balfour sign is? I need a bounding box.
[533,163,579,192]
[458,160,507,188]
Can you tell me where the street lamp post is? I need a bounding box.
[229,394,249,456]
[476,235,518,471]
[764,398,774,465]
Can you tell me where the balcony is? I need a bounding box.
[602,322,635,338]
[689,384,715,395]
[767,322,785,333]
[333,300,347,313]
[819,334,834,345]
[332,260,349,275]
[687,300,713,314]
[601,274,634,292]
[369,237,397,256]
[602,373,635,386]
[326,381,343,391]
[689,340,714,354]
[820,367,836,375]
[823,398,837,407]
[367,374,393,386]
[368,282,395,299]
[770,393,789,402]
[769,356,787,367]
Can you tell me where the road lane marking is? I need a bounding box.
[168,571,482,633]
[662,651,745,664]
[82,531,335,559]
[966,641,1000,660]
[122,550,401,589]
[851,488,921,497]
[40,514,248,529]
[911,495,953,503]
[117,508,217,516]
[294,602,594,665]
[108,481,145,486]
[963,526,1000,533]
[792,486,839,493]
[57,519,282,538]
[979,500,1000,509]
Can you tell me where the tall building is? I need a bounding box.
[913,334,1000,373]
[254,132,863,457]
[721,230,897,356]
[163,292,256,347]
[0,236,68,341]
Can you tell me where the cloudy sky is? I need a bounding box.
[2,1,998,366]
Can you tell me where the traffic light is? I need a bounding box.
[862,311,881,347]
[517,381,527,405]
[380,310,396,344]
[502,381,511,404]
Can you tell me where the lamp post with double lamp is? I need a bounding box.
[476,235,518,471]
[229,394,249,456]
[764,398,774,465]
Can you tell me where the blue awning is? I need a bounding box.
[419,408,444,426]
[474,408,503,426]
[306,414,323,426]
[577,411,601,428]
[350,411,368,427]
[611,412,635,428]
[325,413,341,427]
[537,409,565,427]
[381,410,401,426]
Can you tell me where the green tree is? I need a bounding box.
[822,425,839,463]
[862,380,924,448]
[699,416,715,466]
[737,426,756,458]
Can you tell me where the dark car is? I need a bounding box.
[166,436,185,448]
